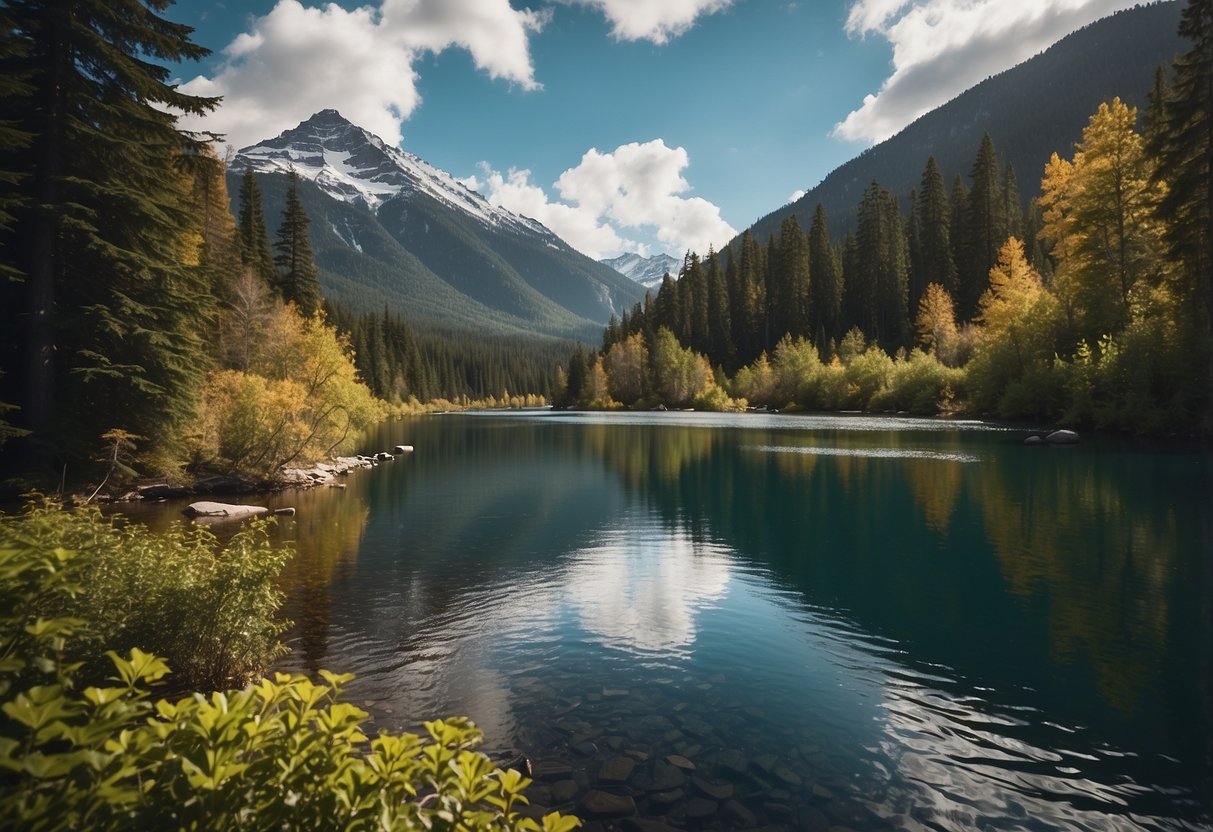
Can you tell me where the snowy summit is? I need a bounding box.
[233,109,546,237]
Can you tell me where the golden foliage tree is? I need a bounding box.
[915,282,960,366]
[195,304,384,475]
[1039,98,1166,348]
[604,332,649,406]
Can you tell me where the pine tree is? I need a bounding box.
[961,134,1009,320]
[915,157,958,303]
[949,175,970,317]
[1150,0,1212,329]
[273,169,322,317]
[853,181,909,349]
[770,215,810,343]
[733,230,766,364]
[808,203,843,346]
[705,247,735,368]
[0,6,31,279]
[684,253,709,353]
[1002,163,1024,244]
[238,166,276,285]
[0,0,220,469]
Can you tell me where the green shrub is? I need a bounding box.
[871,350,965,415]
[0,514,579,832]
[0,503,289,690]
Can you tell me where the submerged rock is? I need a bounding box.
[579,790,636,818]
[684,797,718,819]
[597,756,635,784]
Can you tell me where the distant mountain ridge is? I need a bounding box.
[742,1,1184,243]
[601,252,682,290]
[231,111,644,340]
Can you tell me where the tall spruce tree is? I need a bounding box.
[960,134,1009,320]
[915,157,957,302]
[808,203,843,346]
[1150,0,1212,329]
[734,230,766,364]
[705,247,735,367]
[0,0,220,471]
[949,175,970,316]
[770,215,811,343]
[237,166,276,286]
[853,181,909,349]
[273,169,322,317]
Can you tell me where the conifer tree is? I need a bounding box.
[654,273,677,334]
[238,167,276,286]
[1150,0,1212,329]
[770,215,810,343]
[705,248,735,368]
[274,169,322,317]
[684,253,709,353]
[1002,163,1024,244]
[0,0,220,468]
[961,134,1009,320]
[949,175,970,316]
[853,181,909,349]
[734,231,766,364]
[808,203,843,346]
[915,157,958,302]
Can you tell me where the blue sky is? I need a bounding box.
[170,0,1140,259]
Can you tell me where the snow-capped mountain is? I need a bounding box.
[230,110,644,340]
[600,252,682,291]
[234,109,545,237]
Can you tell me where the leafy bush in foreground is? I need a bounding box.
[0,504,289,690]
[0,515,579,832]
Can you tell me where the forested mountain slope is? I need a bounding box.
[745,1,1184,240]
[231,111,645,341]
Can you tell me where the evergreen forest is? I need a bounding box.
[561,11,1212,436]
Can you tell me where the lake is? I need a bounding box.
[129,411,1213,830]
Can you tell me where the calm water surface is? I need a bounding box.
[138,412,1213,830]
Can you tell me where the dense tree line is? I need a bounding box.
[596,133,1037,369]
[567,0,1211,434]
[327,306,566,403]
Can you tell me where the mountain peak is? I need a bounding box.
[233,112,548,237]
[601,252,680,290]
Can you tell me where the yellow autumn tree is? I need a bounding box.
[194,304,384,475]
[915,282,960,366]
[967,238,1061,416]
[1038,98,1166,349]
[604,331,649,406]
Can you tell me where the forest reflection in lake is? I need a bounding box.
[133,411,1213,830]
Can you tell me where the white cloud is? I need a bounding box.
[787,189,806,203]
[565,0,732,43]
[179,0,544,149]
[478,165,632,259]
[834,0,1139,145]
[472,140,737,260]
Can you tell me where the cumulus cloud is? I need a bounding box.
[179,0,545,149]
[834,0,1139,145]
[787,189,807,203]
[472,140,737,260]
[564,0,732,43]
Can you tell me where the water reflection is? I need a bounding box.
[124,412,1210,830]
[564,525,731,659]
